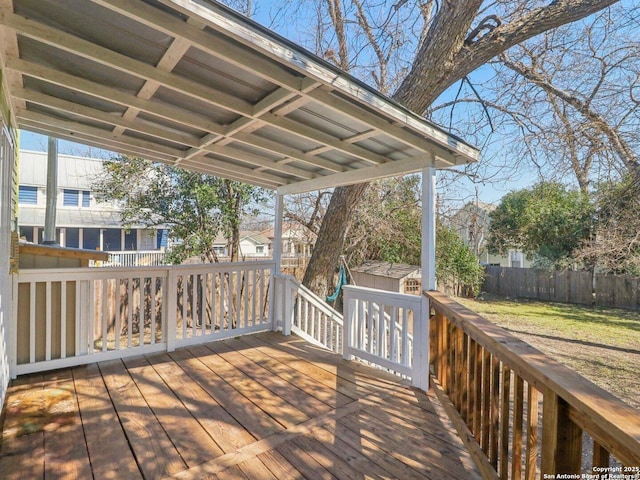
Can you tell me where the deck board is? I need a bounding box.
[42,370,93,480]
[99,359,187,478]
[1,332,483,480]
[122,355,225,468]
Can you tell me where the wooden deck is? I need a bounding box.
[0,332,481,480]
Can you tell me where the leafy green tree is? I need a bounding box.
[93,155,268,263]
[436,222,484,296]
[488,182,593,268]
[344,176,422,266]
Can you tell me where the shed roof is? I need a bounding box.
[0,0,479,194]
[351,260,421,280]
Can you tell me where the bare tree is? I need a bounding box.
[431,6,640,194]
[301,0,620,297]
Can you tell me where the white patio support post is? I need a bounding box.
[271,193,285,332]
[414,166,436,391]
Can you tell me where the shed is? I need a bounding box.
[351,261,421,294]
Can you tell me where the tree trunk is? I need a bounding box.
[302,182,369,297]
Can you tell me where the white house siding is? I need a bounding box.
[17,151,163,253]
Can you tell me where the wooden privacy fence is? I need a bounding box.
[483,266,640,310]
[427,291,640,479]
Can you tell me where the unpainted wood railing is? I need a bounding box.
[426,291,640,480]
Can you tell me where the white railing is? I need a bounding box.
[11,261,274,376]
[92,250,169,267]
[274,274,343,353]
[170,262,272,349]
[342,285,422,379]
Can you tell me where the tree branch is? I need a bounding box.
[394,0,618,111]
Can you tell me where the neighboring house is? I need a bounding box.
[262,222,316,258]
[212,230,272,258]
[17,150,167,252]
[450,201,531,268]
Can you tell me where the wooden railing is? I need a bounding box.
[274,274,343,353]
[343,285,420,379]
[11,261,274,376]
[427,290,640,479]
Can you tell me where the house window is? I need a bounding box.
[213,246,226,255]
[256,245,264,254]
[82,190,90,207]
[63,189,79,206]
[18,185,37,204]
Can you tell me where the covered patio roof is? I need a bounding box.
[0,0,479,194]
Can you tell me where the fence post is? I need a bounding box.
[342,286,353,361]
[166,267,177,352]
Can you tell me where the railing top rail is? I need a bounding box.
[16,260,277,280]
[344,284,421,307]
[107,250,167,255]
[426,290,640,465]
[171,260,275,273]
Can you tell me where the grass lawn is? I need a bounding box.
[455,295,640,410]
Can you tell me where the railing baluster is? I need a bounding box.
[139,277,144,346]
[467,339,477,432]
[482,349,491,453]
[219,273,226,332]
[243,270,249,329]
[115,278,121,350]
[512,375,524,480]
[447,320,455,394]
[461,333,470,425]
[541,390,583,475]
[198,273,207,335]
[191,273,197,336]
[151,276,157,344]
[236,270,242,329]
[44,281,51,361]
[455,326,464,412]
[500,365,511,480]
[128,276,134,348]
[101,279,108,352]
[592,442,609,469]
[60,281,67,359]
[29,282,36,364]
[525,385,539,480]
[473,343,483,440]
[491,355,500,469]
